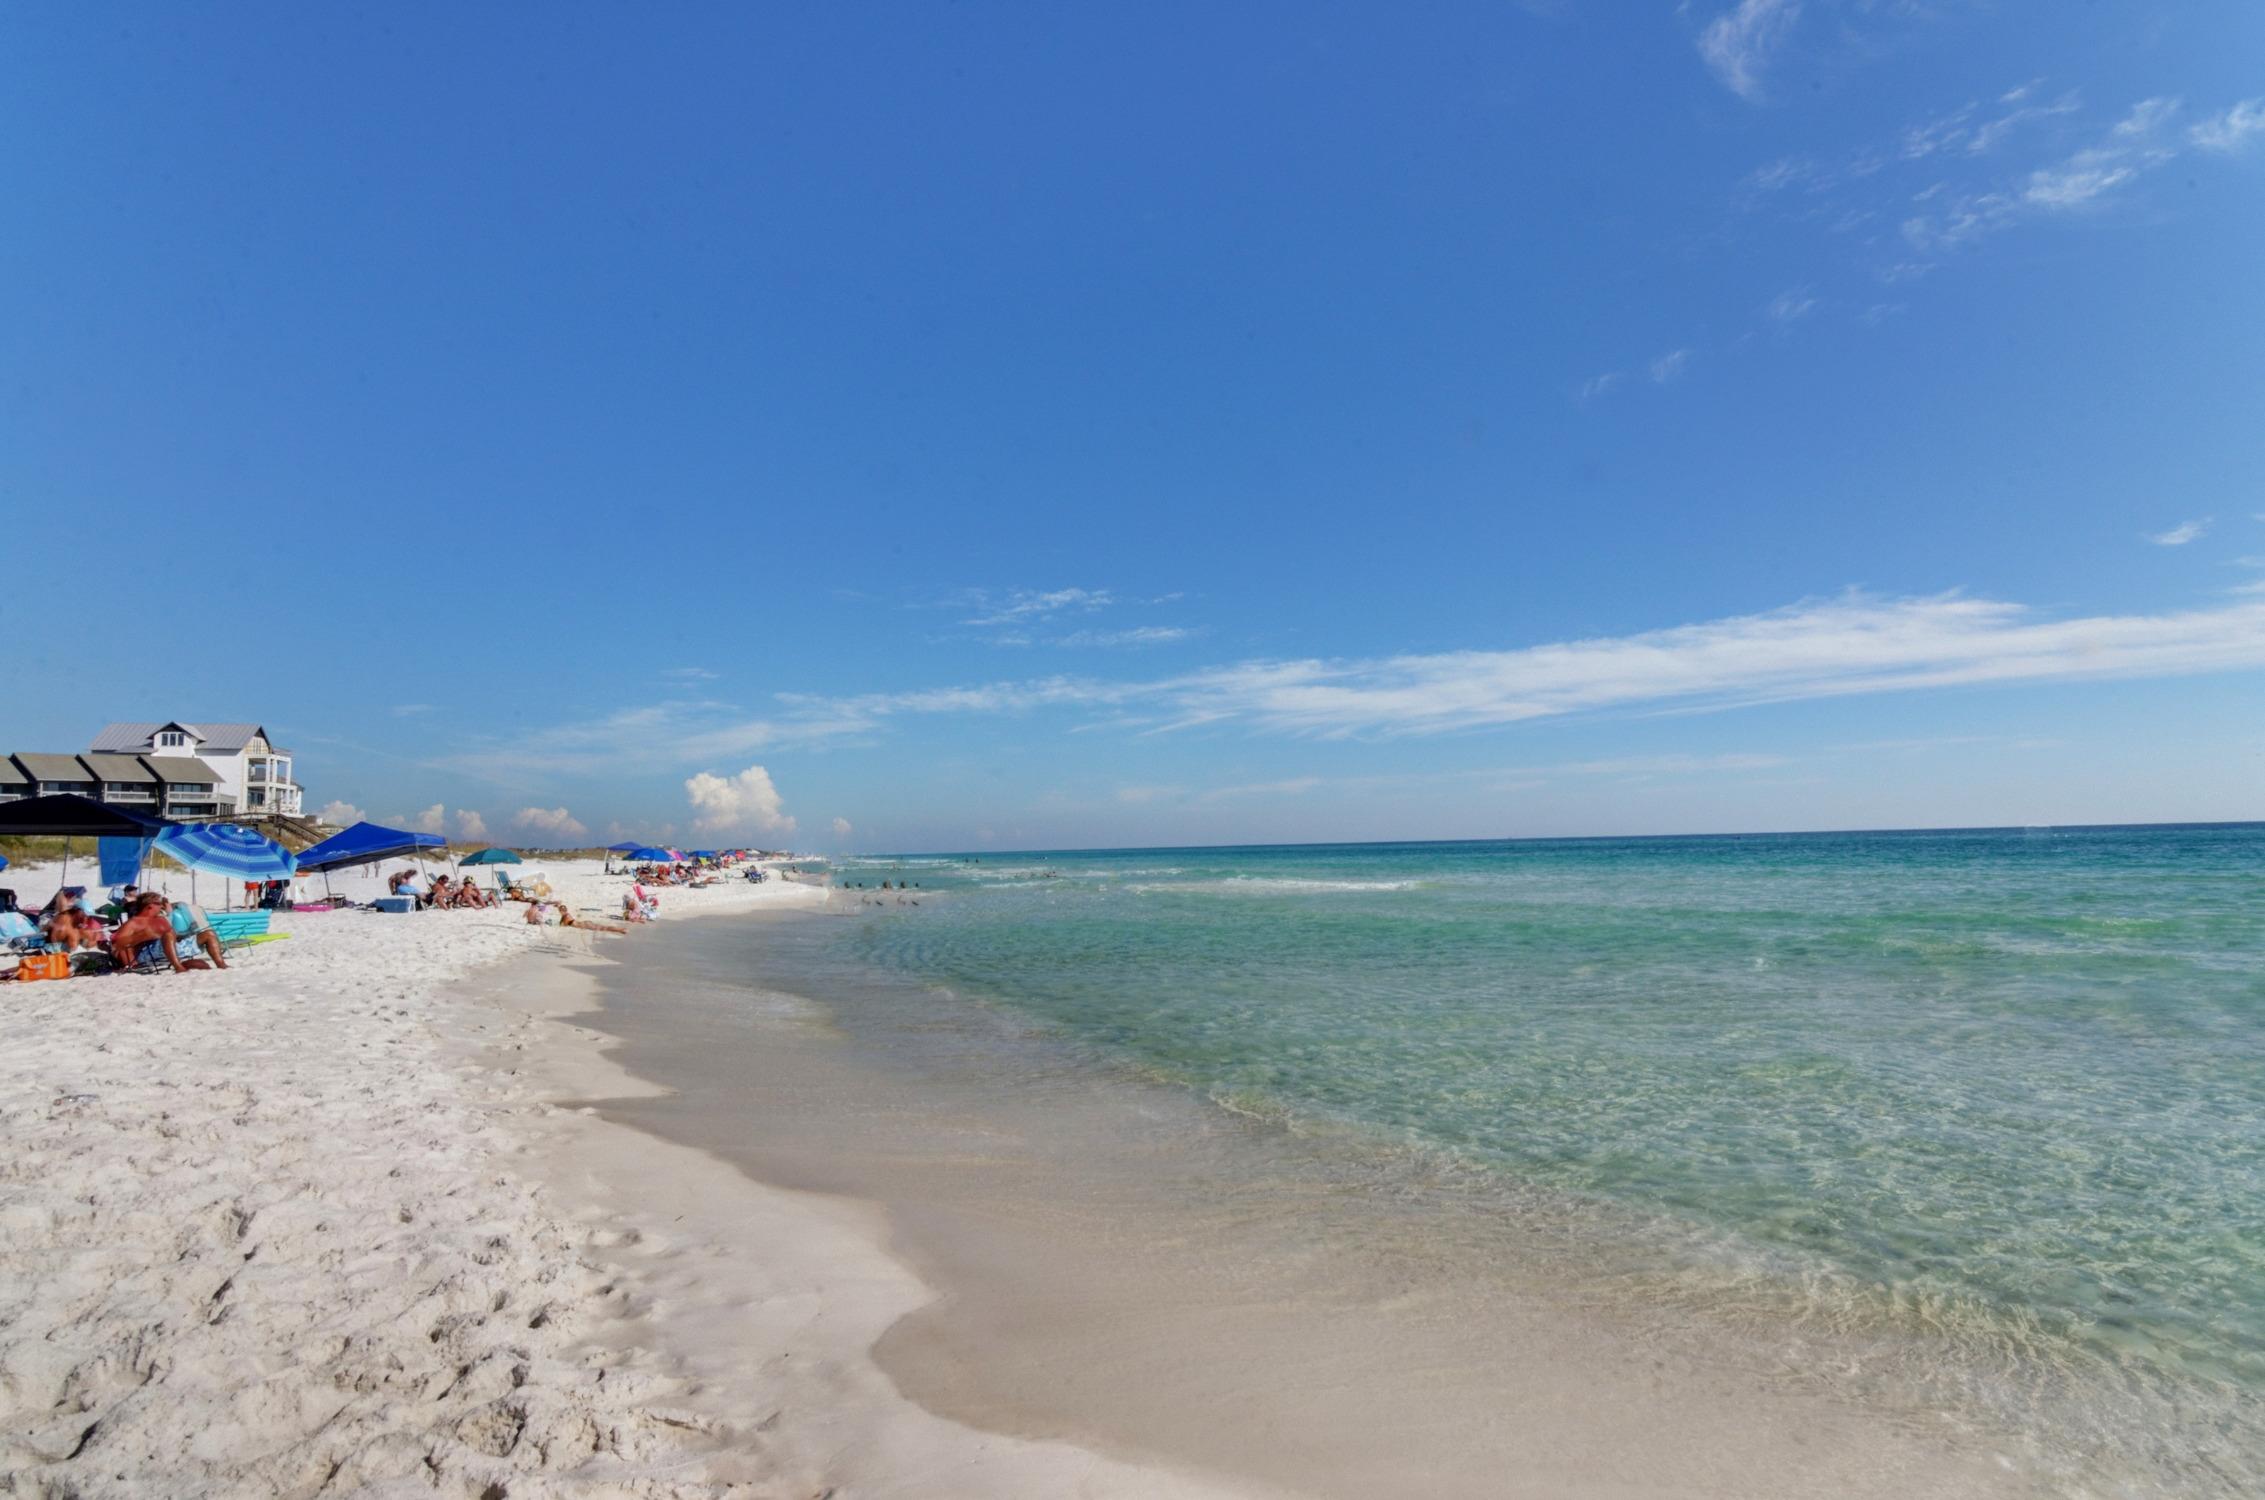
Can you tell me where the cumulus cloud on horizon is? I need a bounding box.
[686,765,797,838]
[513,805,589,843]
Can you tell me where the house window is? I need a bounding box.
[157,731,187,748]
[104,782,153,799]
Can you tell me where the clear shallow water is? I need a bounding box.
[825,826,2265,1486]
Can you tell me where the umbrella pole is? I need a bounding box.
[61,836,72,893]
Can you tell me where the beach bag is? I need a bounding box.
[19,952,69,982]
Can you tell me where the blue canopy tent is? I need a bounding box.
[295,820,448,900]
[603,839,643,872]
[295,820,448,872]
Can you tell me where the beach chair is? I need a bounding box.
[0,911,41,957]
[203,910,270,951]
[496,871,525,900]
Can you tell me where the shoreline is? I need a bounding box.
[570,906,2040,1500]
[0,860,1265,1498]
[464,940,1275,1500]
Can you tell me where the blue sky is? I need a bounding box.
[4,2,2261,849]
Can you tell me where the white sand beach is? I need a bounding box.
[0,860,1264,1499]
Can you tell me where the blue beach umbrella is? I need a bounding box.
[153,823,297,905]
[627,846,676,861]
[458,847,523,866]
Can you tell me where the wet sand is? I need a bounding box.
[569,910,2042,1499]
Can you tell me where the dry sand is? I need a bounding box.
[0,859,1264,1499]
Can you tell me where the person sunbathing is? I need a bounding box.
[45,907,106,953]
[111,893,226,972]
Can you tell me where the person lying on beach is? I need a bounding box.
[110,893,226,972]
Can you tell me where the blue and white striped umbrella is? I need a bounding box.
[153,823,298,880]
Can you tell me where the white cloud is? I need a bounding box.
[407,803,447,835]
[2023,152,2138,209]
[1649,348,1693,383]
[315,800,366,827]
[1697,0,1801,103]
[1766,286,1819,323]
[1968,90,2080,155]
[1056,625,1197,648]
[2190,99,2265,153]
[961,587,1114,628]
[1132,594,2265,739]
[1578,371,1623,401]
[454,809,489,841]
[1901,103,1977,161]
[2148,519,2210,546]
[513,805,589,842]
[830,816,853,839]
[2112,97,2182,139]
[441,592,2265,770]
[663,666,719,682]
[685,766,797,838]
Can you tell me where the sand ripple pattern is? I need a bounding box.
[0,907,745,1499]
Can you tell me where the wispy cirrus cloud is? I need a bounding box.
[2190,99,2265,153]
[959,586,1115,628]
[1649,348,1694,383]
[1766,286,1819,323]
[440,592,2265,776]
[943,584,1195,648]
[2148,519,2210,546]
[1056,625,1200,649]
[1696,0,1803,103]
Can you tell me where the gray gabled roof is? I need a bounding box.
[90,721,273,754]
[141,756,226,785]
[0,758,27,785]
[13,752,98,782]
[80,753,158,783]
[90,722,189,751]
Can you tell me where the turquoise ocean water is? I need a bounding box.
[819,825,2262,1488]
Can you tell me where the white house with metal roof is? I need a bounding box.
[89,722,304,817]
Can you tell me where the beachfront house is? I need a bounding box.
[0,750,236,819]
[79,753,162,808]
[142,757,232,819]
[13,753,100,801]
[89,722,304,817]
